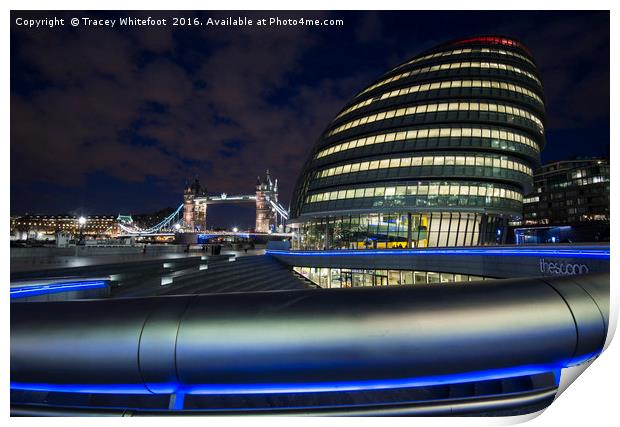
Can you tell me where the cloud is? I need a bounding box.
[354,12,383,44]
[11,10,367,209]
[494,12,610,130]
[11,11,610,216]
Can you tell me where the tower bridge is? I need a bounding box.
[183,170,286,233]
[117,170,290,236]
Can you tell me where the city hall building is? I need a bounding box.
[289,36,545,250]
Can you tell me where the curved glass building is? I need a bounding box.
[289,36,545,249]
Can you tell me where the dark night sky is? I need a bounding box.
[10,10,609,228]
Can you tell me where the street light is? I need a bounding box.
[77,216,86,246]
[232,227,239,233]
[174,223,181,230]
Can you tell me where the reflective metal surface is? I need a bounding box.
[11,273,608,396]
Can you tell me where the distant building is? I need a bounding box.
[515,158,609,243]
[10,215,117,240]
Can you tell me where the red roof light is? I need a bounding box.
[453,36,532,55]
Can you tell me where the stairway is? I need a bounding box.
[157,254,310,296]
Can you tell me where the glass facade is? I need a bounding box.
[289,36,545,249]
[295,212,508,249]
[294,266,490,288]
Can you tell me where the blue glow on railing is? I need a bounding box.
[9,383,156,394]
[266,247,610,260]
[10,280,108,299]
[181,363,561,395]
[565,351,601,367]
[10,352,601,395]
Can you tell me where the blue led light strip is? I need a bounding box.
[181,363,561,395]
[10,352,599,395]
[10,280,108,299]
[266,247,610,259]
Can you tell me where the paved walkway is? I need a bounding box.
[10,251,192,273]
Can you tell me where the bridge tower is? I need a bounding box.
[183,185,195,229]
[255,170,278,232]
[183,178,208,231]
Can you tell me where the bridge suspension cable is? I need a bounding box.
[118,204,184,235]
[267,198,289,220]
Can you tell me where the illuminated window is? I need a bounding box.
[356,60,541,98]
[327,101,544,137]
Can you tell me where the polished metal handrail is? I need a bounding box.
[11,273,608,398]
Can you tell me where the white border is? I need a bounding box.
[3,1,616,426]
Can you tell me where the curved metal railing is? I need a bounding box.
[11,273,608,414]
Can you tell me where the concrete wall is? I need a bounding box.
[11,244,186,258]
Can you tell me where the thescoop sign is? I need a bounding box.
[539,259,590,276]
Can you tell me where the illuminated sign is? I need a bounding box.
[539,258,589,276]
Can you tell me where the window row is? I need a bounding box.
[306,182,523,204]
[315,126,540,159]
[302,193,522,215]
[315,154,532,179]
[327,101,544,137]
[570,166,610,180]
[357,60,542,97]
[294,266,490,288]
[543,176,610,190]
[393,46,536,71]
[336,78,543,120]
